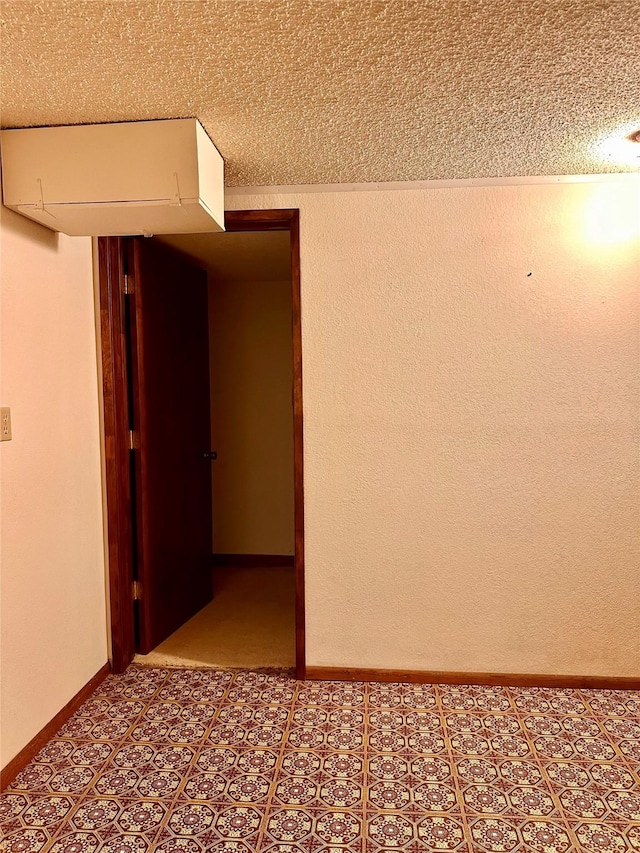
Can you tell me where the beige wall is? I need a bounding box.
[0,206,107,767]
[227,178,640,677]
[209,276,294,555]
[0,174,637,752]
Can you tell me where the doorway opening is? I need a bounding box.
[98,210,305,677]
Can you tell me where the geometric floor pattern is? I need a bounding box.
[1,665,639,852]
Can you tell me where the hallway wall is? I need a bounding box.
[228,178,640,677]
[0,206,107,767]
[209,276,294,556]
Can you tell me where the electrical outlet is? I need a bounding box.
[1,408,12,441]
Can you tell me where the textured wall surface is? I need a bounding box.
[1,1,639,185]
[0,207,107,766]
[228,178,640,676]
[208,276,294,556]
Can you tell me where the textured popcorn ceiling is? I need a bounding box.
[1,0,639,186]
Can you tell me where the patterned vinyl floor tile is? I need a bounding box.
[1,667,639,852]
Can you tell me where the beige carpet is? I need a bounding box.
[135,565,295,668]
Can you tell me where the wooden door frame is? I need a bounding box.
[98,209,306,678]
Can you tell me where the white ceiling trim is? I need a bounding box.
[227,173,640,197]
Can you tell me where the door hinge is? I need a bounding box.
[123,273,132,295]
[128,430,138,450]
[132,580,143,601]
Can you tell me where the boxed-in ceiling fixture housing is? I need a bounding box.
[0,118,224,236]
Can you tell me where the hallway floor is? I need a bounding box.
[136,566,296,669]
[2,666,640,852]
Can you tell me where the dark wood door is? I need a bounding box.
[128,237,213,654]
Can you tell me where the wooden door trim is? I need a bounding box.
[98,210,306,678]
[98,237,136,673]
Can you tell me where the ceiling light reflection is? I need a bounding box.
[594,122,640,169]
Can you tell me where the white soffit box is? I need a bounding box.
[0,119,225,236]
